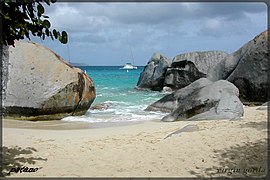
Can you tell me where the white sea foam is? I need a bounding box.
[61,66,168,124]
[62,104,167,123]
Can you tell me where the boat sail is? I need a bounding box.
[120,47,138,70]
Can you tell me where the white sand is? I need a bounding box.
[2,106,268,178]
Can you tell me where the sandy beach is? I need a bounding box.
[2,106,268,178]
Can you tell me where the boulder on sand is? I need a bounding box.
[137,52,170,91]
[207,30,269,103]
[146,78,244,122]
[2,41,96,120]
[146,78,212,113]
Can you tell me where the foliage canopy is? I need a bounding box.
[0,0,68,46]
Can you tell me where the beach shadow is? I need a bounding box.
[1,146,47,176]
[189,139,268,178]
[241,121,268,131]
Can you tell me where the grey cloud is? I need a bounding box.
[191,3,266,19]
[45,2,266,34]
[40,2,267,65]
[72,33,108,44]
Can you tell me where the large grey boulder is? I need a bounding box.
[163,60,206,90]
[2,41,96,120]
[137,52,170,91]
[146,78,212,112]
[208,30,269,103]
[172,51,228,75]
[147,79,244,122]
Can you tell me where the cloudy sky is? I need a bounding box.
[32,2,268,66]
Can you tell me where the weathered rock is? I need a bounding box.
[146,78,212,112]
[256,101,269,110]
[163,60,206,90]
[172,51,228,74]
[2,41,96,120]
[161,86,173,94]
[147,79,244,122]
[90,102,112,110]
[208,30,269,103]
[137,52,170,91]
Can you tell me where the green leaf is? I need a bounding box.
[43,20,51,28]
[61,31,68,44]
[45,28,50,36]
[44,0,51,6]
[53,29,58,39]
[49,32,54,40]
[37,4,45,15]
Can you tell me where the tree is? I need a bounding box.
[0,0,68,46]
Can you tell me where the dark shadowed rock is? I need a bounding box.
[2,41,96,120]
[208,30,269,103]
[164,60,206,90]
[172,51,228,75]
[147,79,243,122]
[137,52,170,91]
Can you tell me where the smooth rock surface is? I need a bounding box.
[172,51,228,74]
[147,79,244,122]
[208,30,269,103]
[2,41,96,120]
[137,52,170,91]
[146,78,212,113]
[164,60,206,90]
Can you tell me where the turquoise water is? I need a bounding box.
[62,66,168,123]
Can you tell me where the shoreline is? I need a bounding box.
[2,106,268,177]
[3,118,148,130]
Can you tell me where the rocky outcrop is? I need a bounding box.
[146,78,212,112]
[2,41,96,120]
[90,102,112,110]
[136,52,170,91]
[137,51,227,91]
[172,51,228,74]
[256,101,269,110]
[208,30,269,103]
[163,60,206,90]
[146,78,244,122]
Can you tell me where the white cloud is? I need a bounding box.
[206,19,221,29]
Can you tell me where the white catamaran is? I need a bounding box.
[120,47,138,70]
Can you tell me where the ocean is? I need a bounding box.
[62,66,168,123]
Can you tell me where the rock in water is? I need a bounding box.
[137,52,170,91]
[90,102,112,110]
[164,60,206,90]
[2,41,96,120]
[208,30,269,103]
[172,51,228,75]
[147,79,244,122]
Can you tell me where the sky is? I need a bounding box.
[31,2,268,66]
